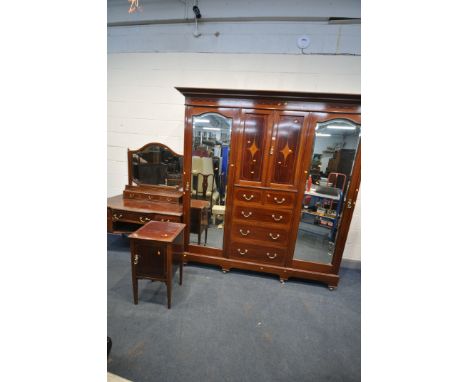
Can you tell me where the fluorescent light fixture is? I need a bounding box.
[316,133,331,137]
[202,127,221,131]
[193,118,210,123]
[327,125,356,130]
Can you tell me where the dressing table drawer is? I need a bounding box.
[110,209,180,224]
[233,205,292,226]
[124,190,181,204]
[264,190,296,209]
[229,242,286,265]
[231,223,289,246]
[234,187,262,205]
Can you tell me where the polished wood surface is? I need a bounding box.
[178,88,361,288]
[270,113,304,185]
[238,110,270,183]
[129,221,185,242]
[107,195,183,216]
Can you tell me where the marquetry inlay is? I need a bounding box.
[280,141,293,162]
[247,139,259,158]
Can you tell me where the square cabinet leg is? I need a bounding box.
[166,281,172,309]
[132,277,138,305]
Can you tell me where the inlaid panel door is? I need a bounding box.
[234,109,274,187]
[266,111,309,190]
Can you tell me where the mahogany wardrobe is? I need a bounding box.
[178,88,361,289]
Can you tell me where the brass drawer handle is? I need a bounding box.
[266,252,277,259]
[241,211,252,218]
[139,216,151,223]
[133,254,139,265]
[147,195,153,200]
[243,194,254,201]
[269,233,280,240]
[112,213,123,221]
[271,214,283,221]
[156,250,161,256]
[128,193,135,198]
[237,248,248,255]
[160,218,171,222]
[273,197,286,204]
[239,229,250,236]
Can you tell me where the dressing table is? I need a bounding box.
[107,143,185,234]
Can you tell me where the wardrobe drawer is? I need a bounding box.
[229,242,286,265]
[231,223,289,246]
[264,190,296,209]
[234,187,262,204]
[233,205,292,226]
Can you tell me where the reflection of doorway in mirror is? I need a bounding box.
[294,119,361,264]
[190,113,233,249]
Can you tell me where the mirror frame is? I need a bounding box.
[127,142,183,188]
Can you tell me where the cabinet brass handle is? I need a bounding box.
[239,229,250,236]
[271,214,283,221]
[129,193,134,198]
[112,213,123,221]
[156,250,161,256]
[273,197,286,204]
[237,249,248,255]
[241,211,252,218]
[243,194,254,201]
[266,252,277,259]
[133,254,139,265]
[147,195,153,200]
[139,216,151,223]
[269,233,280,240]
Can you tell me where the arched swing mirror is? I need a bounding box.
[294,119,361,264]
[189,113,233,248]
[129,143,183,187]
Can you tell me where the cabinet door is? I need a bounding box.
[133,242,166,278]
[267,111,308,189]
[235,109,273,186]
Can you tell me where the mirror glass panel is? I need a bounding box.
[190,113,233,248]
[293,119,361,264]
[131,143,183,187]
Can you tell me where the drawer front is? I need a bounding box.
[229,242,286,265]
[110,209,180,224]
[231,223,289,246]
[233,205,292,226]
[234,187,262,205]
[264,190,296,209]
[132,242,166,278]
[124,190,180,204]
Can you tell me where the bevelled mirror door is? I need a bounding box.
[131,143,183,187]
[190,113,233,248]
[293,119,361,264]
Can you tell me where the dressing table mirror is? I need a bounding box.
[128,142,183,188]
